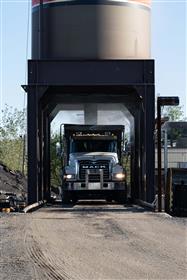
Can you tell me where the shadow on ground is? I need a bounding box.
[44,200,151,214]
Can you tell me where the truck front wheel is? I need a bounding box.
[62,191,71,204]
[115,190,127,204]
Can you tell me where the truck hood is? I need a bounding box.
[69,152,118,164]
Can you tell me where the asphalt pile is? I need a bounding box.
[0,162,27,196]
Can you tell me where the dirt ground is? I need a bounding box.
[0,202,186,280]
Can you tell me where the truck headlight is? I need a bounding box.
[114,173,125,180]
[64,174,74,179]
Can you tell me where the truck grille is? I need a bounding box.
[79,160,110,181]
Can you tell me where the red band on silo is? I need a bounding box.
[32,0,151,8]
[130,0,150,6]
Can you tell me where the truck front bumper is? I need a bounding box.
[64,181,126,191]
[62,189,126,200]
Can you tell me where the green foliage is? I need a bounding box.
[0,105,26,172]
[0,105,62,184]
[0,139,24,171]
[162,105,184,121]
[162,106,186,147]
[167,128,181,147]
[50,133,62,187]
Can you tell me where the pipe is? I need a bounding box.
[135,199,155,210]
[23,200,46,213]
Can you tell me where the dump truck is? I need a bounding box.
[57,124,127,204]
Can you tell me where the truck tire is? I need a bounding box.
[61,191,71,204]
[71,195,78,204]
[106,197,113,203]
[115,191,127,204]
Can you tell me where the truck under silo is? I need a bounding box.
[24,0,155,205]
[58,124,127,203]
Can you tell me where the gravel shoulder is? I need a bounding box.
[0,202,187,280]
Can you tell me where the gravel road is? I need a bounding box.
[0,202,186,280]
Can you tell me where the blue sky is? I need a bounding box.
[0,0,186,116]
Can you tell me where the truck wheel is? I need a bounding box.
[115,191,127,205]
[106,197,113,203]
[71,195,78,204]
[62,191,71,204]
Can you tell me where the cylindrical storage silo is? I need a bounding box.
[32,0,151,59]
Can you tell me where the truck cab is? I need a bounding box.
[58,124,127,204]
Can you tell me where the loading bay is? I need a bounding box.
[0,202,186,280]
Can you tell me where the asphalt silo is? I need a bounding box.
[32,0,151,59]
[26,0,155,205]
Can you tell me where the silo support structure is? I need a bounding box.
[27,87,39,204]
[27,86,50,204]
[24,60,155,205]
[43,111,51,202]
[145,85,155,203]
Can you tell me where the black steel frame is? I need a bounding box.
[24,59,155,204]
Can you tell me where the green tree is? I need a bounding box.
[50,133,62,187]
[162,105,185,121]
[0,105,63,184]
[162,106,186,147]
[0,105,26,172]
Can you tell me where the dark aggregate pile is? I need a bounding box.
[0,162,27,197]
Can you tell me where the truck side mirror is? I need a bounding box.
[56,142,61,157]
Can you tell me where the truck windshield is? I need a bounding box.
[70,140,117,153]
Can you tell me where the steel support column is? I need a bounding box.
[145,85,155,202]
[25,60,155,205]
[27,88,38,204]
[43,111,51,201]
[27,86,47,204]
[38,100,43,201]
